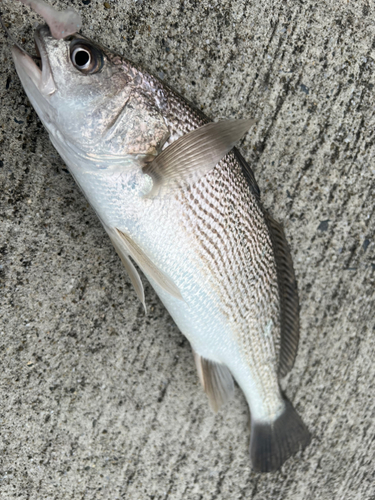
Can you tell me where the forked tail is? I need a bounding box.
[250,399,311,472]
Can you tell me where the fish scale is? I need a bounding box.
[160,91,283,381]
[9,3,310,470]
[175,154,282,413]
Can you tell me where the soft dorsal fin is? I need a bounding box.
[265,214,300,377]
[142,119,256,197]
[115,228,183,301]
[192,349,234,412]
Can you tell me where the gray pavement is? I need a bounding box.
[0,0,374,498]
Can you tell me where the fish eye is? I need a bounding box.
[70,40,103,74]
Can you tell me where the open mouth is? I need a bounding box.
[11,25,56,96]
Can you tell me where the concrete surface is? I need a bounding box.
[0,0,374,498]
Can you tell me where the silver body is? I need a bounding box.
[11,21,309,471]
[70,153,282,423]
[13,26,282,421]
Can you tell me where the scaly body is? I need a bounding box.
[9,2,310,471]
[72,146,283,422]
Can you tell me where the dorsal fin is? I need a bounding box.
[192,349,234,412]
[233,148,261,200]
[265,214,300,377]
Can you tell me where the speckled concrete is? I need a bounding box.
[0,0,374,498]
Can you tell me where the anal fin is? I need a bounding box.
[193,350,234,412]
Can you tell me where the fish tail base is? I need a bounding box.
[249,399,310,473]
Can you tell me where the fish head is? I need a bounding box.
[11,25,170,168]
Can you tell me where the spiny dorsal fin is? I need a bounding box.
[233,148,261,200]
[115,228,183,301]
[193,350,234,412]
[143,119,256,197]
[265,214,300,377]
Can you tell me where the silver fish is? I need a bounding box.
[9,5,310,472]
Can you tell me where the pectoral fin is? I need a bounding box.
[115,228,183,301]
[193,350,234,412]
[143,119,256,197]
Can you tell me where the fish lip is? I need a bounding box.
[11,24,56,96]
[11,44,42,87]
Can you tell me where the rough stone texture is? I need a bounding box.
[0,0,374,498]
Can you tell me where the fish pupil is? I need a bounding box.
[74,49,90,68]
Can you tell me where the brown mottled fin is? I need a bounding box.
[193,350,234,412]
[115,228,183,301]
[143,119,256,197]
[107,232,146,313]
[265,214,300,377]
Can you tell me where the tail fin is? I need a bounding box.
[250,399,310,472]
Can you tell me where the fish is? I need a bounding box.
[7,0,310,472]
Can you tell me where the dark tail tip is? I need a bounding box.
[250,400,311,473]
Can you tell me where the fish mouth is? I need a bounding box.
[11,25,56,96]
